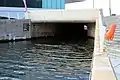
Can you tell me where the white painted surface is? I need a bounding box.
[65,0,120,16]
[65,0,110,16]
[65,0,93,9]
[110,0,120,15]
[27,9,98,22]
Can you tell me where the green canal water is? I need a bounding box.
[0,39,93,80]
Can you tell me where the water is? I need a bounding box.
[0,39,93,80]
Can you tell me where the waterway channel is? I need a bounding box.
[0,38,93,80]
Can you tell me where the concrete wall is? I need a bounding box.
[87,23,95,38]
[27,9,98,22]
[0,19,31,40]
[0,19,96,41]
[31,23,55,38]
[86,23,95,45]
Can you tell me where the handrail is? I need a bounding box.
[0,10,27,19]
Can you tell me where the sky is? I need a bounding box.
[65,0,120,16]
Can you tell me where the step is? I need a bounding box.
[110,48,120,52]
[114,33,120,34]
[113,38,120,41]
[114,36,120,38]
[115,28,120,30]
[115,31,120,33]
[115,33,120,35]
[106,43,120,47]
[106,42,120,45]
[114,34,120,36]
[107,45,120,49]
[116,29,120,31]
[108,53,120,59]
[116,27,120,28]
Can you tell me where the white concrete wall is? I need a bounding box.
[27,9,98,23]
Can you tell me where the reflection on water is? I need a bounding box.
[0,39,93,80]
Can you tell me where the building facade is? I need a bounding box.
[0,0,84,19]
[0,0,66,19]
[0,0,65,9]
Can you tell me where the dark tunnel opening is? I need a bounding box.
[54,23,88,41]
[31,22,95,45]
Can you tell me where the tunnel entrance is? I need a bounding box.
[31,22,95,45]
[54,23,88,41]
[30,22,95,80]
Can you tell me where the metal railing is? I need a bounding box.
[0,10,27,19]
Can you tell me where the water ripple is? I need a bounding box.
[0,40,93,80]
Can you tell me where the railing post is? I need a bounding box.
[24,12,28,19]
[7,12,10,20]
[17,12,20,19]
[0,10,26,19]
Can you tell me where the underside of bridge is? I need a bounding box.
[31,22,95,45]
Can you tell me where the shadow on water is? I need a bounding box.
[0,38,93,80]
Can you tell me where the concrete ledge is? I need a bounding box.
[27,9,99,23]
[91,53,117,80]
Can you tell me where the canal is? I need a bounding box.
[0,38,93,80]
